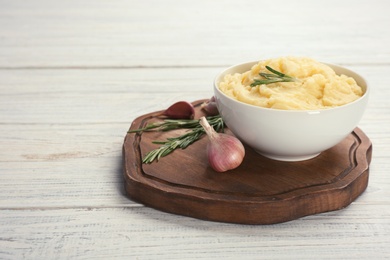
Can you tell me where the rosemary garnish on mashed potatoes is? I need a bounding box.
[250,66,298,86]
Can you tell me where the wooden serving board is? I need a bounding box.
[123,100,372,224]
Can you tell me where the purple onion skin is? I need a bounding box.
[199,116,245,172]
[207,133,245,172]
[164,101,195,119]
[201,96,219,116]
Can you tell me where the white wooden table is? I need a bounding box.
[1,0,389,259]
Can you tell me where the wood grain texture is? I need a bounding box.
[0,206,389,259]
[0,0,389,67]
[0,0,390,258]
[123,101,372,224]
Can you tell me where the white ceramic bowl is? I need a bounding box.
[214,61,369,161]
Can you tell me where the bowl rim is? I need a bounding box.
[214,60,369,113]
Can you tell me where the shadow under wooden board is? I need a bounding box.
[123,100,372,225]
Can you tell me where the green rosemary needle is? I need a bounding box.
[127,118,201,133]
[250,65,297,86]
[128,115,224,164]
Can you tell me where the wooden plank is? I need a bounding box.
[0,122,133,207]
[0,206,389,259]
[0,68,220,95]
[0,65,389,125]
[0,68,218,124]
[0,0,389,67]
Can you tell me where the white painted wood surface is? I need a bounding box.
[0,0,389,259]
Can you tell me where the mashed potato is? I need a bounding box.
[218,57,363,110]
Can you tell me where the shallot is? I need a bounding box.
[163,101,195,119]
[199,116,245,172]
[201,96,219,116]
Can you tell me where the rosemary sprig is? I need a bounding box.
[128,118,201,133]
[250,65,297,87]
[128,115,224,164]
